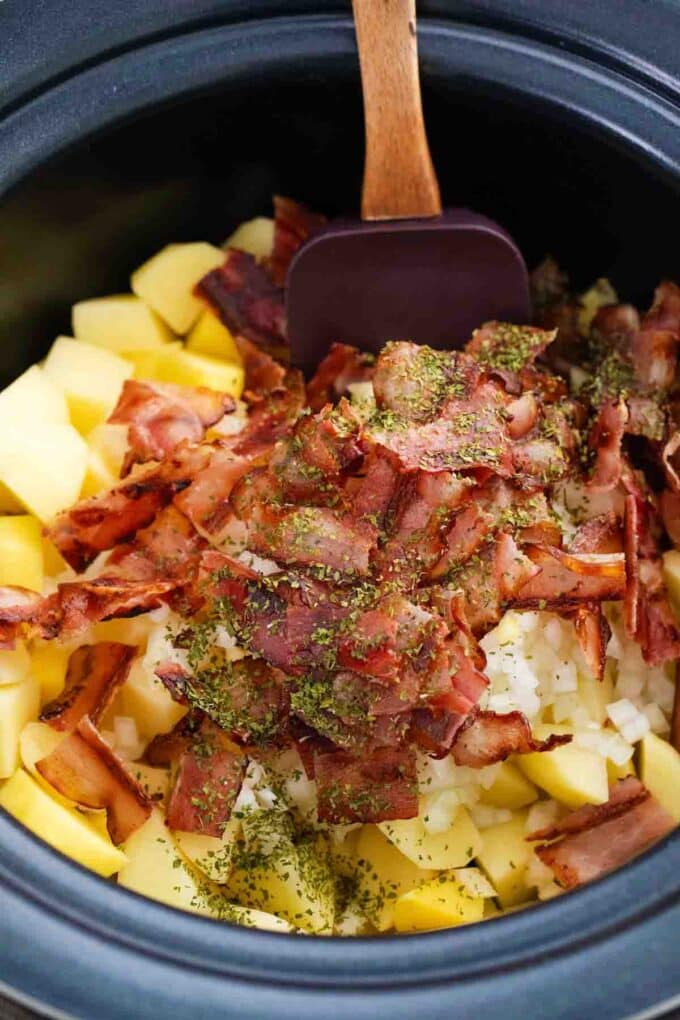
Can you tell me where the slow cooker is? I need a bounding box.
[0,2,678,1017]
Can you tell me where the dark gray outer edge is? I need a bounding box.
[0,14,678,1020]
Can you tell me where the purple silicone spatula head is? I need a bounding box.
[287,0,530,374]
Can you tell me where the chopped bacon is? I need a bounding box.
[306,343,374,412]
[587,399,627,492]
[166,718,246,836]
[173,446,263,538]
[109,380,233,475]
[232,369,304,453]
[515,545,626,605]
[570,513,622,554]
[347,447,399,526]
[196,249,287,359]
[451,709,570,767]
[314,746,418,824]
[57,577,176,639]
[0,586,53,647]
[247,503,377,574]
[41,642,135,731]
[466,322,557,370]
[373,342,481,423]
[268,195,326,287]
[106,505,204,582]
[36,715,151,843]
[567,603,611,682]
[624,494,680,663]
[506,392,539,439]
[660,489,680,545]
[662,431,680,492]
[529,778,675,889]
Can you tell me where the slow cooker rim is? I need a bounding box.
[0,13,678,1018]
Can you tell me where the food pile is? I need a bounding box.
[0,198,678,935]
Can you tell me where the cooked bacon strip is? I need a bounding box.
[623,493,641,638]
[109,380,233,474]
[0,586,52,647]
[466,322,557,371]
[47,445,208,572]
[247,504,377,574]
[506,392,539,439]
[346,447,399,526]
[314,746,418,824]
[41,643,135,731]
[567,603,611,682]
[36,715,151,843]
[373,342,482,423]
[570,513,622,554]
[196,249,287,359]
[529,778,675,889]
[587,399,628,492]
[624,494,680,663]
[306,343,374,412]
[57,577,176,638]
[515,545,625,605]
[173,446,261,538]
[232,335,286,394]
[659,490,680,545]
[268,195,326,286]
[232,369,304,453]
[451,710,570,768]
[107,505,205,581]
[662,431,680,492]
[166,718,246,836]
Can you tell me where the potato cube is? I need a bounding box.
[120,659,187,739]
[173,817,241,883]
[0,769,127,877]
[479,761,538,810]
[517,725,609,809]
[355,824,434,932]
[0,365,69,428]
[639,732,680,822]
[30,641,70,703]
[44,336,132,434]
[87,423,128,478]
[223,217,274,260]
[379,805,482,870]
[73,294,173,352]
[19,720,65,776]
[0,516,43,592]
[662,550,680,612]
[0,643,30,687]
[125,762,170,805]
[0,674,41,777]
[607,756,636,783]
[0,423,88,522]
[131,243,225,334]
[186,310,242,363]
[81,449,117,498]
[127,342,244,398]
[475,811,535,909]
[578,665,615,725]
[394,870,490,932]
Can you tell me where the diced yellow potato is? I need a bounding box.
[379,805,482,871]
[607,756,636,783]
[19,720,64,775]
[91,615,155,648]
[186,310,242,363]
[0,769,127,877]
[131,243,225,334]
[224,217,274,260]
[0,516,44,592]
[639,732,680,822]
[81,448,117,498]
[0,643,30,687]
[30,643,70,704]
[126,762,170,804]
[228,831,335,935]
[662,550,680,612]
[479,761,538,811]
[73,294,173,352]
[42,537,69,578]
[120,660,187,739]
[127,342,244,398]
[330,826,362,878]
[517,725,609,809]
[87,423,128,478]
[355,824,434,932]
[173,817,241,883]
[0,365,69,428]
[578,664,615,725]
[0,423,88,522]
[0,674,40,777]
[44,336,132,435]
[475,811,535,909]
[394,872,487,932]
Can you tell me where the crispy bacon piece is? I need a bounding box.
[624,494,680,664]
[109,379,233,475]
[347,447,399,526]
[587,399,628,492]
[47,445,208,572]
[232,369,304,453]
[660,489,680,545]
[568,603,611,682]
[515,545,626,605]
[306,343,374,412]
[466,322,557,370]
[506,392,539,439]
[570,513,622,554]
[233,335,286,394]
[0,586,53,647]
[662,431,680,492]
[446,538,537,635]
[247,504,377,574]
[166,718,246,836]
[373,342,481,423]
[106,505,205,581]
[268,195,326,286]
[314,746,418,824]
[41,643,135,731]
[173,446,262,538]
[451,710,571,767]
[529,778,675,889]
[57,577,176,638]
[196,249,287,359]
[36,715,151,843]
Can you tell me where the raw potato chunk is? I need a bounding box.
[44,336,133,435]
[0,769,127,877]
[121,660,187,739]
[0,674,40,777]
[517,725,609,809]
[131,243,225,334]
[127,343,244,398]
[479,761,538,810]
[662,550,680,610]
[607,757,635,783]
[73,294,173,351]
[394,869,494,932]
[378,805,482,870]
[186,310,242,363]
[126,762,170,804]
[20,721,64,775]
[639,732,680,822]
[355,824,434,932]
[0,365,69,427]
[0,643,30,687]
[0,516,43,591]
[577,666,614,726]
[173,817,241,883]
[81,449,117,499]
[475,811,535,909]
[87,423,128,478]
[0,423,88,522]
[224,217,274,260]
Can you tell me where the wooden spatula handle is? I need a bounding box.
[353,0,442,221]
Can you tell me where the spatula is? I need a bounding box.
[287,0,530,373]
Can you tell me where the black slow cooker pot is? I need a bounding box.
[0,3,678,1018]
